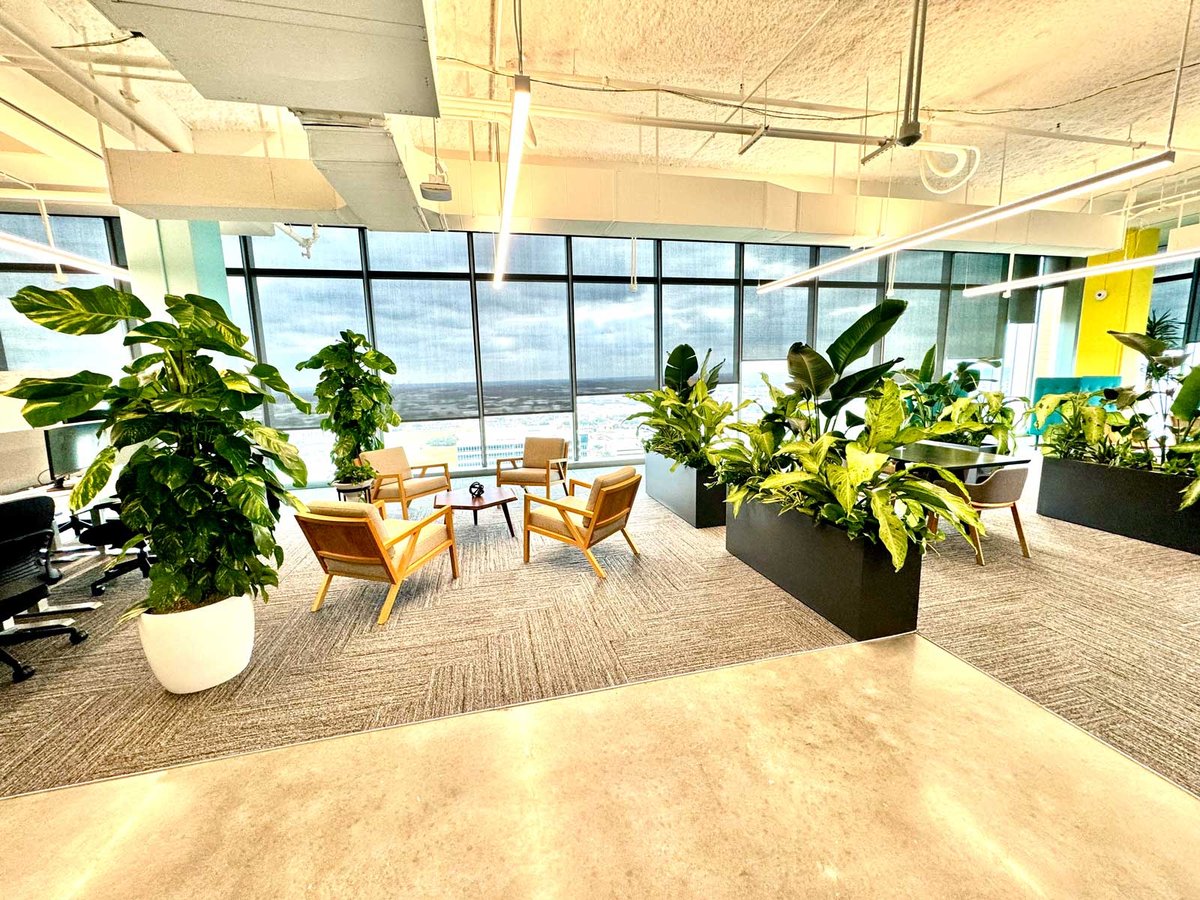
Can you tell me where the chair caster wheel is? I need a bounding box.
[69,630,89,644]
[91,584,106,597]
[13,665,35,683]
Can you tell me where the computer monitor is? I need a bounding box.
[44,421,102,491]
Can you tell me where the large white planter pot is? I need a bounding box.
[137,595,255,694]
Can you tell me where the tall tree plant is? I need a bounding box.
[1,286,310,618]
[296,330,401,483]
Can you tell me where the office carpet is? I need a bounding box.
[0,488,851,798]
[3,469,1200,799]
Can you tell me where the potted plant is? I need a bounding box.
[898,345,1023,452]
[626,344,745,527]
[1,285,310,692]
[711,300,981,640]
[295,329,400,491]
[1035,350,1200,553]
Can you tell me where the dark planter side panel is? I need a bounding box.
[644,451,726,528]
[726,501,921,641]
[1038,457,1200,554]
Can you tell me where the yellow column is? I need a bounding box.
[1074,227,1159,380]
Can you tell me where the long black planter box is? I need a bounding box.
[726,500,921,641]
[1037,456,1200,554]
[644,451,726,528]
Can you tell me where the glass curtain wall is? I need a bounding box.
[223,228,1020,479]
[0,213,127,373]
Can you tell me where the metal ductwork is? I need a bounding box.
[294,111,429,232]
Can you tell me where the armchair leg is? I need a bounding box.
[621,529,640,556]
[400,499,410,520]
[927,513,939,535]
[377,581,403,626]
[1011,504,1031,558]
[449,545,461,579]
[582,547,607,579]
[311,574,333,612]
[523,527,531,563]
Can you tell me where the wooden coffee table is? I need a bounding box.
[433,486,518,537]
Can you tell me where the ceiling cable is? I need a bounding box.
[1167,0,1196,147]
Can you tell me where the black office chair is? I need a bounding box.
[0,496,88,683]
[69,500,152,597]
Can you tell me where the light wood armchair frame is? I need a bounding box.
[495,438,570,497]
[360,448,451,520]
[523,472,641,579]
[297,500,460,625]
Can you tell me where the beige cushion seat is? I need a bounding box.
[499,466,555,485]
[374,474,449,500]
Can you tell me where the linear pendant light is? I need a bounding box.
[756,149,1177,294]
[961,245,1200,298]
[0,229,132,280]
[492,74,532,285]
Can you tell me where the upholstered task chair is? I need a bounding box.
[496,437,570,497]
[523,467,641,579]
[359,446,450,520]
[296,500,459,626]
[930,466,1031,566]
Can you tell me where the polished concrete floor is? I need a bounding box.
[4,634,1198,899]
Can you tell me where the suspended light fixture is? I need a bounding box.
[962,245,1200,298]
[0,229,131,280]
[492,74,532,285]
[757,149,1177,294]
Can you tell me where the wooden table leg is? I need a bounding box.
[500,501,515,537]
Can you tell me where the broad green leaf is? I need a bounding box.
[10,285,150,335]
[845,442,888,488]
[786,342,836,398]
[167,293,249,349]
[250,362,311,413]
[664,344,699,393]
[227,474,274,526]
[1080,405,1108,444]
[361,348,398,375]
[221,372,267,395]
[69,445,116,511]
[0,372,111,427]
[246,422,308,486]
[824,464,857,511]
[825,298,907,374]
[1181,476,1200,510]
[1032,393,1068,428]
[1108,330,1168,361]
[870,490,908,571]
[123,321,182,347]
[1171,367,1200,421]
[917,344,936,383]
[864,380,904,448]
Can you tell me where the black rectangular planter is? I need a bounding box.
[726,500,921,641]
[1037,457,1200,554]
[644,451,726,528]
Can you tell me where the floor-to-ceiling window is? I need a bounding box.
[223,227,1028,479]
[0,213,127,374]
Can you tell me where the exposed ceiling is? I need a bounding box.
[1,0,1200,231]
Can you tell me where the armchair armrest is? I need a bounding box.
[568,478,592,496]
[495,456,523,469]
[546,456,569,480]
[411,461,451,480]
[382,504,452,548]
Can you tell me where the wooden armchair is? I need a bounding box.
[523,466,641,579]
[296,499,459,626]
[360,446,450,520]
[496,436,570,497]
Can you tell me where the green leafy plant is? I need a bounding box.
[296,330,400,483]
[711,381,982,570]
[710,303,983,570]
[626,344,745,469]
[1,285,310,618]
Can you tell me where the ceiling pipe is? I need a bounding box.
[440,96,891,148]
[438,60,1162,152]
[0,10,186,152]
[898,0,928,146]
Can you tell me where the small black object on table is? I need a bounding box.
[334,482,374,503]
